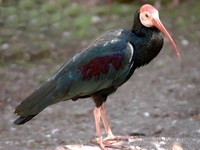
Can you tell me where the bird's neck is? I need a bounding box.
[132,10,142,35]
[131,10,164,68]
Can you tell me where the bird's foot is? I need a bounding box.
[103,135,130,149]
[92,136,106,150]
[104,135,130,141]
[92,136,130,149]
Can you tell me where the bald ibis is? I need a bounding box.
[14,4,180,149]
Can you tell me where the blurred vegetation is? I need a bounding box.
[0,0,199,65]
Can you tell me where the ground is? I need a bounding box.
[0,1,200,150]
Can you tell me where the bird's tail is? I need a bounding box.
[14,79,59,125]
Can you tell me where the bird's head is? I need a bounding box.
[139,4,181,60]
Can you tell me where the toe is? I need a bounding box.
[92,136,106,150]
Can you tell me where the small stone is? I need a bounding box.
[181,39,189,46]
[1,43,10,50]
[91,16,101,24]
[172,143,183,150]
[30,19,37,25]
[10,127,16,131]
[196,129,200,133]
[62,31,71,37]
[8,15,16,21]
[51,128,60,134]
[171,120,177,126]
[46,134,51,138]
[52,22,60,29]
[143,112,150,117]
[154,125,163,134]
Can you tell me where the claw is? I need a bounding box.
[104,135,130,142]
[92,136,132,149]
[103,136,130,149]
[92,136,106,150]
[103,133,114,141]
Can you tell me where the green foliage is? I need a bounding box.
[41,2,60,14]
[0,45,24,62]
[111,3,134,16]
[28,41,51,61]
[58,0,69,8]
[59,20,69,31]
[29,10,39,18]
[52,12,62,23]
[74,14,92,38]
[19,0,35,10]
[5,6,16,15]
[160,0,174,5]
[0,0,199,65]
[37,16,49,28]
[64,5,82,17]
[74,14,91,29]
[34,0,45,5]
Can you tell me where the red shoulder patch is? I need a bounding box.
[79,54,124,80]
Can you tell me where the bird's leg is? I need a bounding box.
[93,107,105,149]
[99,103,127,149]
[99,102,114,139]
[93,107,118,149]
[92,95,125,149]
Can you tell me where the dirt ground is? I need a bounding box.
[0,1,200,150]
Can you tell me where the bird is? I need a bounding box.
[14,4,180,149]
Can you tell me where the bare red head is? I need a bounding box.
[139,4,181,60]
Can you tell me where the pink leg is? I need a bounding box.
[93,107,105,149]
[100,103,114,138]
[93,104,127,149]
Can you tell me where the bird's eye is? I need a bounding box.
[145,14,149,18]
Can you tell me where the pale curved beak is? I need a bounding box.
[152,17,181,60]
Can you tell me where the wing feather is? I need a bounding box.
[51,30,134,100]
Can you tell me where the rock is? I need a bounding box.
[91,16,101,24]
[56,136,200,150]
[1,43,10,50]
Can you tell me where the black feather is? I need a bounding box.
[14,115,36,125]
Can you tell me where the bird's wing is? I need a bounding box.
[52,30,134,100]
